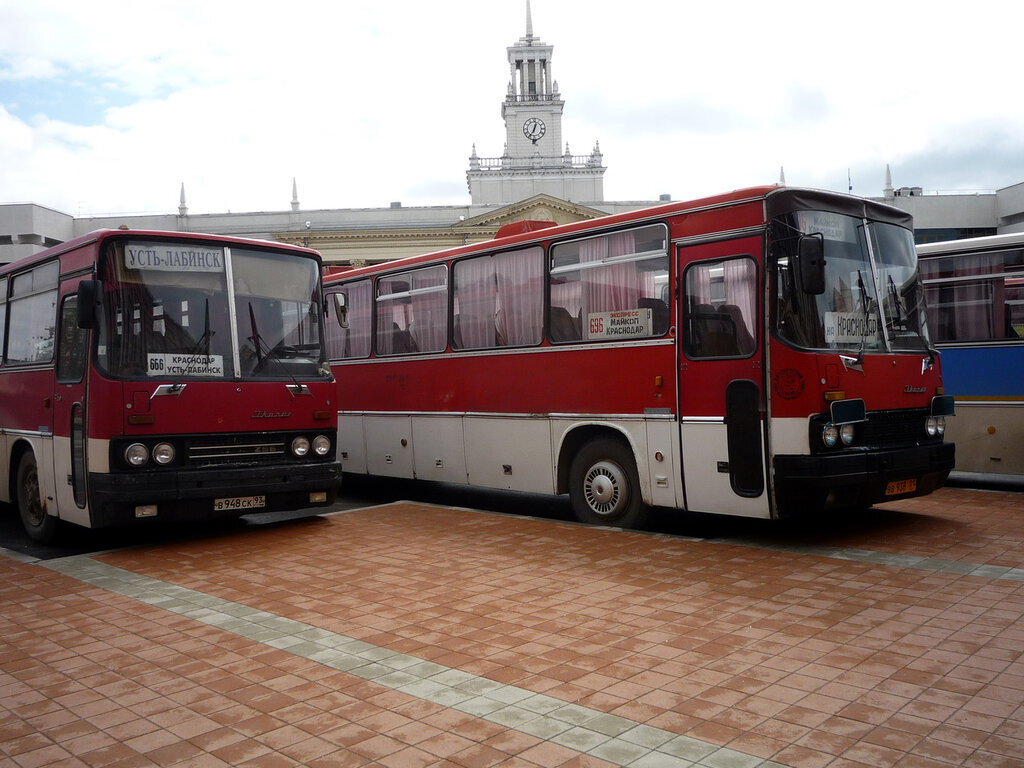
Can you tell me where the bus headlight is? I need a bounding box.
[840,423,855,446]
[152,442,176,465]
[291,436,311,457]
[925,417,938,437]
[822,423,839,448]
[936,416,946,436]
[312,435,332,456]
[125,443,149,467]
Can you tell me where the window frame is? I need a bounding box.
[683,255,760,360]
[547,223,671,345]
[451,245,545,351]
[373,264,449,356]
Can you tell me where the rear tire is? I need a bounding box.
[16,451,58,544]
[569,438,648,528]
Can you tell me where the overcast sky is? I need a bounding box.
[1,0,1022,217]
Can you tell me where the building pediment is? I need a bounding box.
[458,194,606,230]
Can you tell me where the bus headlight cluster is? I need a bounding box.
[821,423,857,449]
[840,424,856,446]
[291,435,332,457]
[925,416,946,437]
[124,442,176,467]
[821,423,838,448]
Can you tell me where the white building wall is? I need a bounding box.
[881,193,998,231]
[996,181,1024,233]
[0,204,74,265]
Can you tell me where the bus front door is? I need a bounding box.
[51,284,91,528]
[677,238,770,518]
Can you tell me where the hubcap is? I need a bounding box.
[583,461,626,517]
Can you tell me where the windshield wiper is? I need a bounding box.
[247,301,310,392]
[888,274,937,365]
[189,299,213,356]
[840,269,872,371]
[887,275,903,328]
[248,303,264,366]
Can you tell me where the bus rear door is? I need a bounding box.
[677,237,770,517]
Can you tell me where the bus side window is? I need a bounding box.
[453,247,543,350]
[7,262,59,365]
[549,224,669,343]
[375,266,447,356]
[56,295,88,383]
[326,280,371,359]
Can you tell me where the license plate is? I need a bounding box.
[885,478,917,496]
[213,495,266,511]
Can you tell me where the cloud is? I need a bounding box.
[2,0,1024,214]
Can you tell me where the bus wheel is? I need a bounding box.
[16,452,58,544]
[569,439,647,528]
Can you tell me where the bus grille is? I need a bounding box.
[860,408,930,447]
[186,435,287,466]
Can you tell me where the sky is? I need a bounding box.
[1,0,1022,217]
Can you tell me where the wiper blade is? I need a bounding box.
[246,300,303,390]
[189,298,213,356]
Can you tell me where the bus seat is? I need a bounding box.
[550,306,581,342]
[719,304,755,354]
[691,304,740,357]
[638,297,669,334]
[393,327,417,354]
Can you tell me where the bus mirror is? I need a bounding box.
[76,280,102,330]
[333,292,349,328]
[798,234,826,295]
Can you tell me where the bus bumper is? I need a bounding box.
[86,461,342,528]
[773,442,955,515]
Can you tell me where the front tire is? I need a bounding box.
[16,451,58,544]
[569,438,647,528]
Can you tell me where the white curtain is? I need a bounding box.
[723,259,757,333]
[494,247,543,345]
[409,267,447,352]
[456,257,497,348]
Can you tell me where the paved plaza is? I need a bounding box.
[1,486,1022,767]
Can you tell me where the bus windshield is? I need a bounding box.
[97,240,328,380]
[772,211,931,353]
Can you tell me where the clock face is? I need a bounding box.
[523,117,546,142]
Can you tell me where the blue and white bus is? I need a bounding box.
[918,234,1024,479]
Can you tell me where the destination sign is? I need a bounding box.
[587,308,653,339]
[125,241,225,273]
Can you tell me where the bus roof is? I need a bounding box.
[327,185,914,282]
[1,228,321,274]
[917,231,1024,256]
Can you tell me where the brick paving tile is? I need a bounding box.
[1,486,1023,767]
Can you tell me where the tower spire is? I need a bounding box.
[291,177,300,211]
[525,0,534,41]
[178,183,188,216]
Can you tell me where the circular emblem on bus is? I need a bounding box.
[774,368,805,399]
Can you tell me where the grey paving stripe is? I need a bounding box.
[42,556,786,768]
[707,536,1024,581]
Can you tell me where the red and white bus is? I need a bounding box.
[325,186,955,528]
[1,229,340,543]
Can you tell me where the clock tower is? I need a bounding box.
[467,2,606,205]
